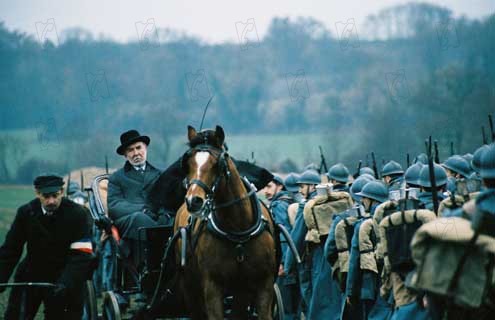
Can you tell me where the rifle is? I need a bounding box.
[482,126,488,145]
[489,114,495,142]
[450,142,454,156]
[353,160,362,179]
[406,153,410,168]
[105,155,109,174]
[365,154,369,167]
[318,146,328,174]
[251,152,256,165]
[434,140,440,163]
[66,171,71,197]
[80,170,84,191]
[425,136,439,215]
[371,152,379,179]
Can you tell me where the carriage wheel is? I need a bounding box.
[102,291,122,320]
[82,280,98,320]
[272,283,284,320]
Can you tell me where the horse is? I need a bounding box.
[174,125,278,319]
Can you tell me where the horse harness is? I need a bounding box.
[182,144,273,263]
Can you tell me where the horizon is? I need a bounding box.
[1,0,494,45]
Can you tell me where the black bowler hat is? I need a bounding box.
[33,174,64,194]
[116,130,150,155]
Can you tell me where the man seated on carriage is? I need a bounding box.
[107,130,166,272]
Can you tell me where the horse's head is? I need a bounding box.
[182,125,230,216]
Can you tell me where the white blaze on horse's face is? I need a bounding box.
[191,151,210,192]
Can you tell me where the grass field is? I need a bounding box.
[0,185,37,316]
[1,129,362,180]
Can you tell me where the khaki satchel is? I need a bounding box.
[409,217,495,308]
[303,192,353,243]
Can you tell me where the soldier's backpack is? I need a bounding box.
[303,191,353,243]
[379,208,436,276]
[334,215,359,290]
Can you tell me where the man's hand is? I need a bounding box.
[278,264,285,276]
[95,216,113,234]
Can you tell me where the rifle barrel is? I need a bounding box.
[489,114,495,142]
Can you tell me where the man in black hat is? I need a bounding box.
[0,174,95,319]
[107,130,162,270]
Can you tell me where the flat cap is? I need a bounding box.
[33,174,64,194]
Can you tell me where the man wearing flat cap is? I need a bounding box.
[0,174,95,319]
[107,130,162,270]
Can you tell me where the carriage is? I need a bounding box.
[86,134,296,320]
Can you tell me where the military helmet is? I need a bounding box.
[404,163,424,186]
[350,175,373,201]
[359,167,375,177]
[360,173,376,181]
[297,170,321,185]
[284,173,300,193]
[355,181,389,203]
[272,175,286,189]
[480,144,495,179]
[327,163,350,183]
[462,153,473,169]
[381,160,404,176]
[472,145,490,172]
[303,163,319,172]
[414,153,428,165]
[418,164,448,187]
[442,155,471,178]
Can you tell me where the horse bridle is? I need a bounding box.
[183,144,230,191]
[183,144,255,217]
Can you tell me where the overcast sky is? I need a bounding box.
[1,0,494,43]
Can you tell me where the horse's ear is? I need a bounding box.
[215,125,225,146]
[188,125,197,141]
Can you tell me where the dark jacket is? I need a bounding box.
[0,198,95,290]
[108,161,161,220]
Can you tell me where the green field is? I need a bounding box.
[0,185,36,316]
[1,129,363,185]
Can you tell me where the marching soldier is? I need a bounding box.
[327,163,351,192]
[345,181,389,319]
[416,164,447,210]
[284,169,320,316]
[264,175,298,319]
[409,143,495,320]
[382,160,405,191]
[441,155,471,193]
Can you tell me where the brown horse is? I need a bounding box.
[174,125,277,319]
